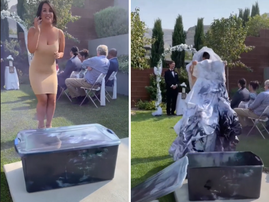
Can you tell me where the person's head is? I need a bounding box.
[168,60,175,70]
[202,52,210,60]
[107,48,117,59]
[264,79,269,91]
[248,81,259,92]
[36,1,57,26]
[78,49,89,62]
[96,45,108,56]
[238,78,247,89]
[70,46,79,58]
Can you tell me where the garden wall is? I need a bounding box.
[88,34,129,56]
[131,68,170,107]
[107,72,129,96]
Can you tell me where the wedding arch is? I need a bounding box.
[152,44,197,116]
[1,10,32,65]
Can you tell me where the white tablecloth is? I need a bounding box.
[5,66,19,90]
[176,93,187,116]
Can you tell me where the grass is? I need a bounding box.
[131,111,269,202]
[1,84,129,202]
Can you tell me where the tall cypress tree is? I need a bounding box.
[242,8,250,26]
[150,19,164,67]
[171,14,185,69]
[194,18,204,51]
[251,2,260,17]
[1,0,9,42]
[17,0,26,38]
[238,9,243,19]
[255,2,260,16]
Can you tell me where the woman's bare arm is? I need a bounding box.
[190,64,197,86]
[57,29,65,59]
[27,27,40,54]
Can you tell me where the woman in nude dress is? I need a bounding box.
[27,1,65,129]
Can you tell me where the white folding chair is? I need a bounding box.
[105,71,117,102]
[246,106,269,139]
[57,86,72,102]
[80,73,106,108]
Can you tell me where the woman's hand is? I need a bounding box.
[192,60,198,66]
[54,52,60,59]
[34,17,42,32]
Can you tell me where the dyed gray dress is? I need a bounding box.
[169,59,242,161]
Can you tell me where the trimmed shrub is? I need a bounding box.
[117,55,128,73]
[94,6,128,38]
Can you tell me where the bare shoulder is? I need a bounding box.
[28,27,36,34]
[57,28,64,38]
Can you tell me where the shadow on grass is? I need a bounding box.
[132,111,180,122]
[1,140,15,151]
[1,171,12,202]
[131,155,172,166]
[2,95,33,105]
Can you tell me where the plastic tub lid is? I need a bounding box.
[15,124,121,155]
[131,156,188,202]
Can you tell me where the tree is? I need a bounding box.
[150,19,164,67]
[194,18,205,51]
[1,0,9,42]
[17,0,27,38]
[251,2,260,17]
[205,15,254,69]
[238,9,243,19]
[171,15,186,69]
[246,14,269,36]
[131,8,153,70]
[242,8,250,26]
[23,0,83,42]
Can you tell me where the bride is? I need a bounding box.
[169,47,242,161]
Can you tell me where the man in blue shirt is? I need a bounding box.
[65,45,110,104]
[234,79,269,130]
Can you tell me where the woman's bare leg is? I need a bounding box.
[35,94,48,129]
[46,94,57,128]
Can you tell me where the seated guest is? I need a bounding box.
[70,49,89,78]
[239,80,260,108]
[249,80,259,100]
[105,48,119,86]
[57,46,81,99]
[234,79,269,130]
[65,45,110,104]
[231,78,250,109]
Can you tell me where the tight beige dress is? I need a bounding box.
[29,32,59,95]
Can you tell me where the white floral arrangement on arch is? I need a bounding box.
[162,43,197,57]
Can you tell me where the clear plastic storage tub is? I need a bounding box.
[14,124,121,193]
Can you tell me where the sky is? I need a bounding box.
[131,0,268,30]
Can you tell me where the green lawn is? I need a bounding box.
[1,84,129,202]
[131,111,269,202]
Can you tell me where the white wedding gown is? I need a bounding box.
[169,59,242,161]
